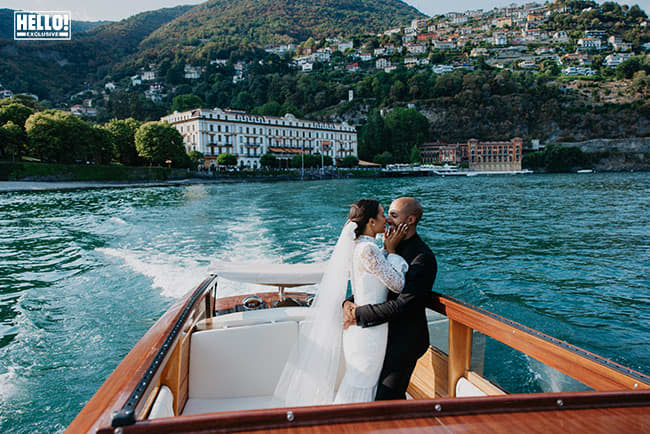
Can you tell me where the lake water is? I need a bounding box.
[1,173,649,432]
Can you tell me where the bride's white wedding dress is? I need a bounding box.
[334,235,408,403]
[274,222,407,407]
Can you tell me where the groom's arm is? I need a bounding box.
[354,252,437,327]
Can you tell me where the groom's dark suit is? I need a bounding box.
[347,233,437,400]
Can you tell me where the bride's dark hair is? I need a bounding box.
[349,198,380,239]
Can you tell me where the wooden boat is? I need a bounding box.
[67,263,650,433]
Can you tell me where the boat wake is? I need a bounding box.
[96,248,291,298]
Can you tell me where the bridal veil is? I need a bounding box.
[274,221,356,406]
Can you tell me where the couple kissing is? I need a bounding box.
[275,197,437,406]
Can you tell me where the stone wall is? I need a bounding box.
[556,137,650,153]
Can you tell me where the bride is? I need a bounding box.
[274,198,408,406]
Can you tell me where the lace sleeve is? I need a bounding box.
[358,243,408,293]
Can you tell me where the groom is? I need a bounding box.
[343,197,437,400]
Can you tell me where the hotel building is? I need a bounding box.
[419,138,522,171]
[161,108,357,168]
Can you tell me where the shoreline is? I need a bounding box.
[1,170,648,193]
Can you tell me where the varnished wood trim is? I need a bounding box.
[407,346,449,399]
[448,319,473,398]
[432,293,650,391]
[138,386,160,420]
[113,391,650,433]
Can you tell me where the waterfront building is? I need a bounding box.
[419,138,522,171]
[467,138,522,171]
[161,108,357,169]
[419,143,459,164]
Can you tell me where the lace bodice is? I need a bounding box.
[350,235,408,306]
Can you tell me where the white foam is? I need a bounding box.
[183,184,208,201]
[97,248,210,298]
[96,210,327,299]
[109,217,127,225]
[0,366,19,401]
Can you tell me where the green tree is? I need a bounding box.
[104,118,142,166]
[543,144,588,172]
[1,94,40,110]
[171,94,204,112]
[259,152,277,168]
[373,151,392,167]
[0,121,25,161]
[0,103,34,129]
[409,144,421,164]
[24,110,91,163]
[253,101,283,116]
[522,151,545,170]
[339,155,359,168]
[89,125,115,165]
[166,61,185,85]
[384,108,430,162]
[134,121,187,167]
[616,56,646,79]
[231,91,254,111]
[216,152,238,166]
[358,109,388,161]
[188,150,204,167]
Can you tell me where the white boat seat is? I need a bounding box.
[183,396,284,415]
[148,385,175,419]
[456,377,488,397]
[188,321,298,401]
[195,306,312,330]
[185,307,349,415]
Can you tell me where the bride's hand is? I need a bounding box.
[384,223,408,253]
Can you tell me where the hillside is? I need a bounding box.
[0,6,194,100]
[141,0,424,49]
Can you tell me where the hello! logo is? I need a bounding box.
[14,11,71,40]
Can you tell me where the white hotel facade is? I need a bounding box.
[161,108,358,168]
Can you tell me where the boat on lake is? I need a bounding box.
[68,262,650,433]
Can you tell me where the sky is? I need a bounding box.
[2,0,648,22]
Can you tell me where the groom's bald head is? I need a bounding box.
[387,197,422,239]
[393,197,423,224]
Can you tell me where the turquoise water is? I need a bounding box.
[1,173,649,432]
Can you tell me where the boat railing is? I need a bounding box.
[425,292,650,398]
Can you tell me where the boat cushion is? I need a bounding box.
[183,395,283,415]
[196,307,311,330]
[148,385,174,419]
[456,377,488,397]
[188,321,298,399]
